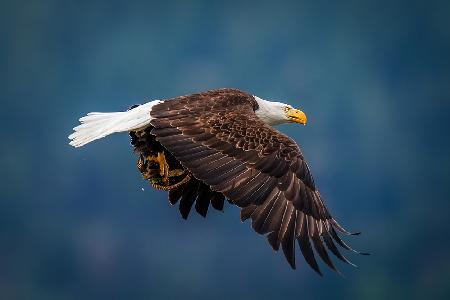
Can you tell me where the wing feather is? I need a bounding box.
[179,179,199,219]
[149,88,365,273]
[194,183,212,217]
[210,192,225,211]
[281,209,297,268]
[298,215,322,276]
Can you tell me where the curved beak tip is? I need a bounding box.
[288,109,307,125]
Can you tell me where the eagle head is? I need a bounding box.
[253,95,307,126]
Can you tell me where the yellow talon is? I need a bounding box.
[146,155,157,163]
[156,152,169,184]
[141,152,170,184]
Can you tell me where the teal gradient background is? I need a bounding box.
[1,0,450,299]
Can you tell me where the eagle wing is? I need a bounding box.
[150,89,366,274]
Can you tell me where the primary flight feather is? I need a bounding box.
[69,88,367,274]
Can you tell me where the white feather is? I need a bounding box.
[68,100,162,147]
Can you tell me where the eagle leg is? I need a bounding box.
[137,155,153,179]
[143,152,169,183]
[138,154,160,180]
[156,151,170,184]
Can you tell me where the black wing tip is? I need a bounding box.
[281,246,296,270]
[330,219,362,236]
[195,208,208,218]
[315,268,324,277]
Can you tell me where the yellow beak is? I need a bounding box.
[287,108,307,125]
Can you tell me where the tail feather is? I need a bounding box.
[69,100,162,147]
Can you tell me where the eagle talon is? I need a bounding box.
[142,153,170,184]
[146,154,157,164]
[156,152,169,184]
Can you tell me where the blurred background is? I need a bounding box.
[1,0,450,299]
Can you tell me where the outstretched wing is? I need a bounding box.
[150,89,366,274]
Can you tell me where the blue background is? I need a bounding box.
[1,0,450,299]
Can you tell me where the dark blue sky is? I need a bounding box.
[1,0,450,299]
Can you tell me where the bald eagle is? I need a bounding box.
[69,88,367,274]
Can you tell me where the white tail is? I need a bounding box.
[68,100,162,147]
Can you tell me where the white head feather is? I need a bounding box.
[253,96,293,125]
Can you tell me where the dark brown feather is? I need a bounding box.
[179,180,199,219]
[194,183,211,217]
[210,192,225,211]
[281,210,297,269]
[168,185,185,205]
[298,216,322,276]
[240,205,257,221]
